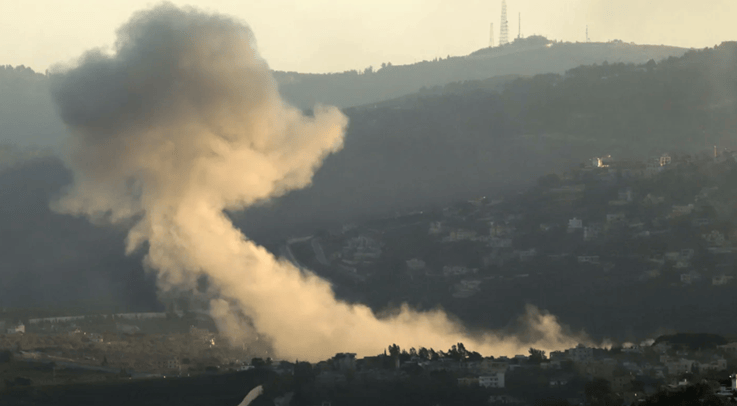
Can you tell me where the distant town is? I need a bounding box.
[3,148,737,405]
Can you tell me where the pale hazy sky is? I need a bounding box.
[3,0,736,74]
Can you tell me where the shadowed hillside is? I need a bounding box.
[240,42,737,239]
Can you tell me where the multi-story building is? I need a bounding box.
[479,372,505,388]
[569,344,594,363]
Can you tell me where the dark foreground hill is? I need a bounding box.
[0,370,276,406]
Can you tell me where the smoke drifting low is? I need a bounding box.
[50,3,589,361]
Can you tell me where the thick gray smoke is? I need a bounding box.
[49,3,590,361]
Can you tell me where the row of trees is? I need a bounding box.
[385,343,548,363]
[386,342,482,362]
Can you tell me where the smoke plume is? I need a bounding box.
[50,3,589,361]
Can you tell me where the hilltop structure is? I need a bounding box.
[500,0,509,46]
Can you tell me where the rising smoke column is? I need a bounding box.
[50,3,588,361]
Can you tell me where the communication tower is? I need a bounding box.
[500,0,509,46]
[490,23,495,47]
[518,12,521,39]
[586,26,590,42]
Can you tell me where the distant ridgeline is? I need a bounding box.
[273,37,687,109]
[347,41,737,151]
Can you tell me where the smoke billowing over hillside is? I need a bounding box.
[47,3,591,361]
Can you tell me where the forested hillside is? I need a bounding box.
[240,42,737,239]
[0,42,733,314]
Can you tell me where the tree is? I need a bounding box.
[0,350,12,363]
[418,347,429,360]
[388,344,401,358]
[457,342,468,359]
[448,345,460,361]
[400,349,411,363]
[468,351,483,362]
[537,173,562,188]
[294,361,314,385]
[529,348,546,364]
[585,378,612,406]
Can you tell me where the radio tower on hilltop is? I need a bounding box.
[490,23,495,47]
[500,0,509,46]
[518,12,521,39]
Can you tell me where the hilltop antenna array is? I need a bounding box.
[490,23,495,47]
[500,0,509,46]
[518,12,521,39]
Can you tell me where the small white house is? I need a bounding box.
[577,256,600,264]
[479,371,505,388]
[6,323,25,334]
[568,218,583,232]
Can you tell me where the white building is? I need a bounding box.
[713,275,734,286]
[479,371,505,388]
[680,271,701,284]
[443,266,476,277]
[6,323,25,334]
[406,259,426,271]
[577,256,600,264]
[606,213,626,223]
[569,344,593,363]
[443,229,477,242]
[489,238,513,248]
[666,359,695,376]
[671,204,695,217]
[453,280,482,298]
[517,249,537,261]
[113,312,167,321]
[592,155,614,168]
[618,187,634,202]
[429,221,443,235]
[583,226,599,241]
[567,218,583,232]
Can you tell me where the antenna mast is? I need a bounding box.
[490,23,495,47]
[518,12,521,39]
[500,0,509,46]
[586,25,590,42]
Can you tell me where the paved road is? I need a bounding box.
[282,242,307,270]
[311,238,330,266]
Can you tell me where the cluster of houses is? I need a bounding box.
[414,151,737,294]
[248,339,737,405]
[0,320,25,335]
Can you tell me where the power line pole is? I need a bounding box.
[500,0,509,46]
